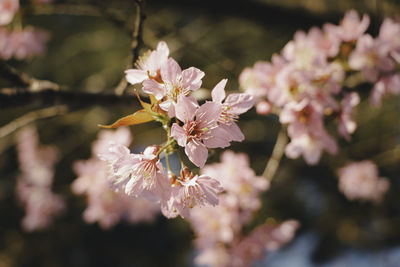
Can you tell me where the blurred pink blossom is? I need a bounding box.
[0,26,49,60]
[0,0,19,25]
[338,161,390,203]
[73,128,160,229]
[189,151,298,267]
[335,9,370,42]
[162,170,223,218]
[338,92,360,140]
[16,126,64,231]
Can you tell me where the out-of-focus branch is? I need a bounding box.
[30,3,132,35]
[262,126,288,181]
[0,106,68,138]
[31,3,102,17]
[131,0,146,67]
[115,0,146,96]
[0,61,60,92]
[0,88,141,109]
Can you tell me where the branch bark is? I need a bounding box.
[0,88,140,109]
[0,105,68,138]
[262,126,288,181]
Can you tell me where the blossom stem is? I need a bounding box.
[176,149,186,169]
[262,126,288,181]
[165,152,172,173]
[156,139,176,157]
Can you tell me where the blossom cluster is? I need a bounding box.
[0,0,49,60]
[338,160,390,203]
[240,10,400,165]
[15,126,64,232]
[189,151,299,267]
[72,128,159,229]
[99,41,254,219]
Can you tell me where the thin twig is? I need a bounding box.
[0,105,68,138]
[0,88,141,109]
[131,0,146,67]
[262,126,288,181]
[115,0,146,96]
[0,61,60,92]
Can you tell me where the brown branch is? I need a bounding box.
[0,61,60,92]
[131,0,146,67]
[262,126,288,181]
[0,88,140,109]
[0,106,68,139]
[115,0,146,96]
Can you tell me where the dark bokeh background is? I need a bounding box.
[1,0,400,266]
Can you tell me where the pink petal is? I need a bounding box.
[171,123,187,147]
[220,123,245,142]
[211,79,227,103]
[125,176,144,197]
[156,41,169,58]
[182,67,205,91]
[142,79,166,100]
[185,141,208,168]
[224,93,255,115]
[196,101,221,125]
[161,58,182,83]
[175,95,198,122]
[125,69,148,85]
[204,127,231,148]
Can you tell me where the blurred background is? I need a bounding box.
[1,0,400,266]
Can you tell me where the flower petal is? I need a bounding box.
[211,79,227,103]
[125,69,148,85]
[185,141,208,168]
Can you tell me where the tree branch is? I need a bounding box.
[115,0,146,96]
[0,105,68,138]
[262,126,288,181]
[0,88,140,109]
[131,0,146,67]
[0,61,60,91]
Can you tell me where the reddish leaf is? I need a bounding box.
[98,109,154,128]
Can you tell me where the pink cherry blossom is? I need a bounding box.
[0,26,49,60]
[308,24,341,58]
[230,220,299,267]
[211,79,255,142]
[162,169,223,218]
[15,126,65,231]
[171,95,229,167]
[92,127,132,156]
[280,99,338,164]
[0,0,19,26]
[100,144,170,201]
[256,100,272,115]
[150,58,205,117]
[378,18,400,58]
[282,30,327,69]
[338,161,390,203]
[125,41,169,85]
[73,159,159,229]
[371,73,400,106]
[349,34,394,82]
[190,194,241,247]
[201,150,269,215]
[336,10,370,42]
[338,92,360,140]
[72,129,160,228]
[239,55,286,103]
